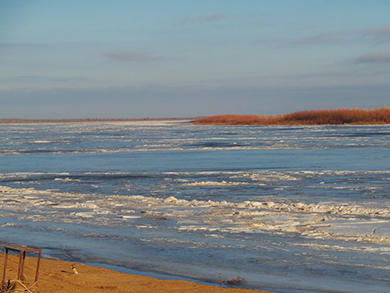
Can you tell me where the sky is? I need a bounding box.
[1,0,390,118]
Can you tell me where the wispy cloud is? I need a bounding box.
[355,51,390,63]
[361,25,390,43]
[181,14,227,24]
[0,75,89,83]
[261,24,390,48]
[102,51,163,62]
[294,33,342,45]
[297,25,390,45]
[256,34,344,49]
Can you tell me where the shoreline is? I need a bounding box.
[0,118,193,124]
[2,108,390,126]
[1,119,389,126]
[0,253,274,293]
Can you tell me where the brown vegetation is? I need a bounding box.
[193,108,390,125]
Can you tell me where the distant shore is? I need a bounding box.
[0,118,193,124]
[3,108,390,125]
[0,254,273,293]
[192,108,390,125]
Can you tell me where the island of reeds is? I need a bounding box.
[192,108,390,125]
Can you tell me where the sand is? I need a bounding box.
[0,254,273,293]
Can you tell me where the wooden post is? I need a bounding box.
[35,249,42,283]
[1,248,9,288]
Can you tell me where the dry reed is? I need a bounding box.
[193,108,390,125]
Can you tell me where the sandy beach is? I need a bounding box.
[0,254,273,293]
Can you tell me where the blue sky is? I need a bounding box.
[1,0,389,118]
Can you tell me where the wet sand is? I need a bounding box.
[0,254,273,293]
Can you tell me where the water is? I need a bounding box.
[0,121,389,292]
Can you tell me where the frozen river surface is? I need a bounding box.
[0,121,389,292]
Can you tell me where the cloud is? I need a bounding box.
[294,33,342,45]
[0,75,89,83]
[0,43,46,48]
[1,84,389,119]
[355,52,390,63]
[361,25,390,43]
[257,32,345,47]
[102,51,163,62]
[263,24,390,47]
[0,42,58,55]
[181,14,226,24]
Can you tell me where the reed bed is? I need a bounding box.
[193,108,390,125]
